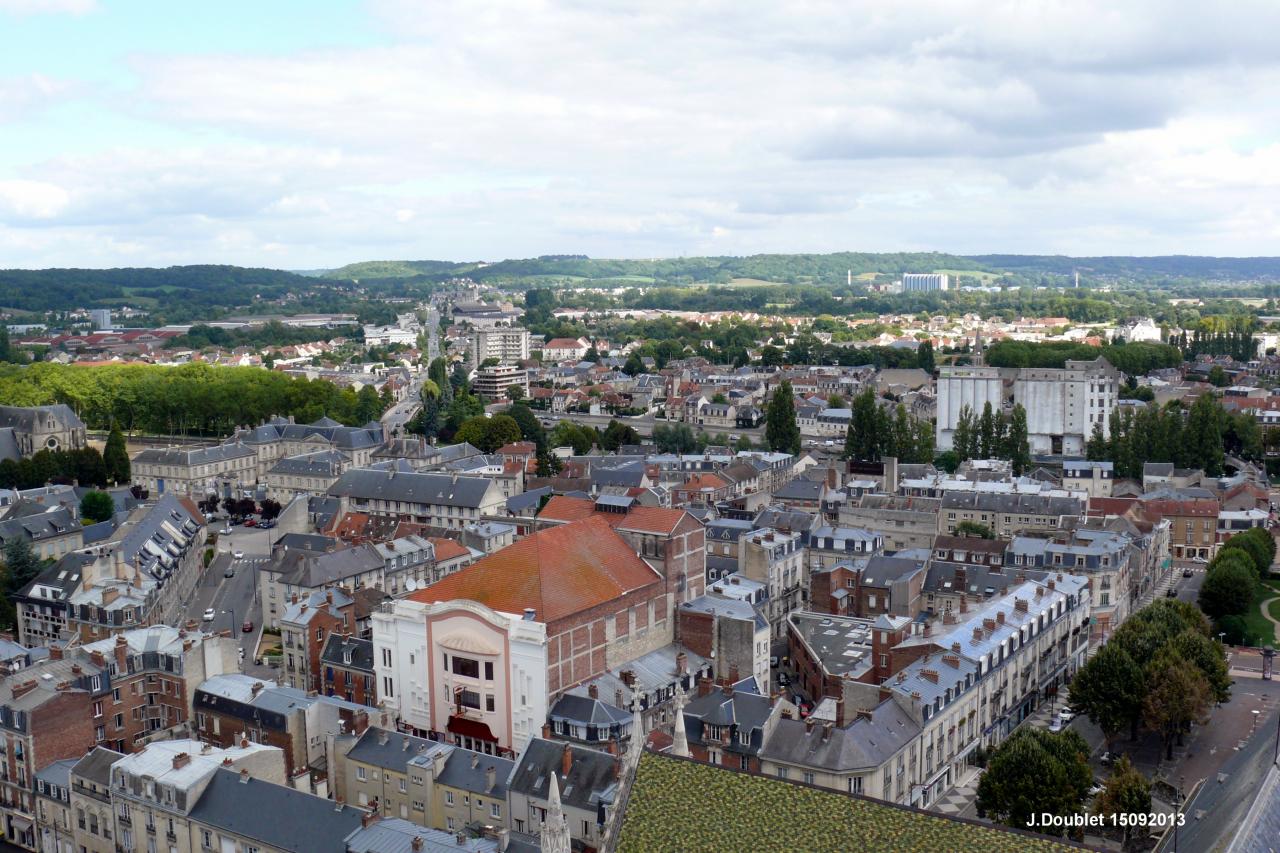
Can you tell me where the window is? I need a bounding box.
[356,766,366,781]
[451,657,480,678]
[850,776,864,795]
[445,791,454,806]
[485,695,495,712]
[382,648,392,667]
[491,802,501,818]
[458,689,481,709]
[484,661,494,680]
[201,829,212,848]
[802,771,815,785]
[383,677,394,698]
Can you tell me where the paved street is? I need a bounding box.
[177,522,278,680]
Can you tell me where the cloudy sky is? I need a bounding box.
[2,0,1279,269]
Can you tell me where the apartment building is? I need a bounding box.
[938,492,1083,537]
[738,529,805,639]
[131,443,258,499]
[471,326,531,366]
[266,449,352,502]
[327,468,506,531]
[839,494,941,553]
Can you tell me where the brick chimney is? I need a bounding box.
[587,684,598,700]
[48,645,63,661]
[921,669,938,684]
[697,676,713,697]
[11,680,36,699]
[996,611,1005,625]
[953,567,967,590]
[70,664,82,675]
[169,753,188,771]
[114,634,129,671]
[239,768,250,783]
[951,642,961,654]
[411,838,424,853]
[982,618,995,633]
[972,626,982,642]
[942,611,956,625]
[561,745,573,779]
[89,650,105,668]
[1047,578,1056,591]
[250,682,264,696]
[361,811,379,829]
[728,663,740,685]
[1015,598,1028,613]
[959,593,968,614]
[942,654,960,669]
[675,651,687,676]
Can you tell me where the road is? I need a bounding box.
[177,521,277,680]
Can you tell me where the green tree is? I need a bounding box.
[916,340,935,372]
[976,728,1091,835]
[601,420,640,451]
[1092,756,1151,851]
[844,387,882,462]
[103,422,130,485]
[954,521,994,539]
[953,404,977,461]
[978,401,996,458]
[550,420,597,455]
[354,384,384,424]
[506,384,526,403]
[1142,650,1211,760]
[1003,404,1031,475]
[1199,555,1257,619]
[79,490,115,524]
[827,392,845,410]
[623,352,645,376]
[1185,393,1225,476]
[765,380,801,455]
[0,538,43,629]
[758,345,785,367]
[1207,365,1228,387]
[735,434,754,452]
[454,414,522,453]
[1069,643,1146,744]
[506,402,545,446]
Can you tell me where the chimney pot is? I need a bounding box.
[238,768,249,783]
[561,745,573,779]
[996,611,1005,625]
[588,684,598,700]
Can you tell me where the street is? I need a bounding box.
[178,522,276,680]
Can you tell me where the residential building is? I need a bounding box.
[328,468,506,531]
[901,273,949,292]
[472,365,529,402]
[839,495,941,554]
[67,746,123,853]
[0,503,82,561]
[33,757,75,853]
[471,327,531,367]
[681,680,787,773]
[279,588,358,692]
[938,492,1083,538]
[266,449,352,502]
[228,415,386,483]
[677,592,770,691]
[1061,460,1114,498]
[805,525,882,573]
[321,634,376,706]
[507,739,617,845]
[130,443,258,499]
[738,529,805,639]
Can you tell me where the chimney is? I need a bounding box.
[921,669,938,684]
[996,611,1005,625]
[10,680,36,699]
[804,717,815,734]
[239,768,250,783]
[251,682,264,696]
[291,593,299,605]
[402,738,410,752]
[959,594,968,614]
[953,567,967,589]
[541,723,552,740]
[1015,572,1026,583]
[411,838,424,853]
[239,737,249,749]
[698,676,712,697]
[172,753,191,770]
[471,753,480,769]
[486,765,496,792]
[71,664,82,675]
[48,645,63,661]
[922,623,932,638]
[1035,586,1044,598]
[361,811,379,829]
[335,796,345,812]
[56,680,71,691]
[614,689,624,708]
[114,635,129,671]
[1047,579,1056,591]
[728,663,740,685]
[588,684,598,700]
[561,744,573,779]
[222,758,233,766]
[523,608,536,621]
[675,652,687,676]
[943,654,960,669]
[821,722,832,742]
[89,650,105,668]
[325,589,333,605]
[951,642,961,654]
[1015,598,1028,613]
[982,618,995,633]
[378,729,389,746]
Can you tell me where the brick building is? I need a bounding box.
[320,634,376,706]
[279,587,357,693]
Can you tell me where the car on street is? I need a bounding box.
[232,550,244,560]
[222,526,232,535]
[1048,718,1064,733]
[223,567,235,579]
[1183,568,1194,577]
[1100,751,1116,766]
[202,608,216,621]
[1058,709,1076,724]
[769,656,779,668]
[777,673,790,686]
[259,520,275,529]
[243,519,257,527]
[1166,587,1179,597]
[242,620,254,633]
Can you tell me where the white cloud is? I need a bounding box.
[4,1,1280,265]
[0,0,95,15]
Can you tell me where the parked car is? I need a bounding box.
[259,520,275,529]
[777,673,790,686]
[1100,751,1116,766]
[1089,782,1106,797]
[232,550,244,560]
[242,620,254,633]
[222,526,232,535]
[1048,718,1064,733]
[243,519,257,528]
[202,608,216,621]
[769,655,779,668]
[1057,709,1076,724]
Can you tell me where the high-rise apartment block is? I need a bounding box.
[901,273,950,292]
[471,327,531,366]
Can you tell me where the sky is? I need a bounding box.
[2,0,1280,269]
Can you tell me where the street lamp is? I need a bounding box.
[223,607,236,637]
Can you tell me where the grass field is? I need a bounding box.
[1243,579,1280,646]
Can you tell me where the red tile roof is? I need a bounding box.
[428,537,471,563]
[409,516,660,622]
[538,495,687,535]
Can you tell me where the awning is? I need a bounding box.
[8,815,32,833]
[447,715,497,742]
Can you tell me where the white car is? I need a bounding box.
[1048,718,1064,733]
[202,608,216,621]
[1058,710,1077,724]
[232,550,244,560]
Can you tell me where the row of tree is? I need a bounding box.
[841,387,935,464]
[0,446,119,490]
[0,363,391,436]
[1085,394,1258,479]
[949,402,1032,475]
[1168,321,1259,362]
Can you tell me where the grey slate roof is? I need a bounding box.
[346,727,438,771]
[320,634,374,673]
[70,746,124,786]
[548,693,631,728]
[188,767,365,852]
[683,688,773,756]
[507,738,618,813]
[343,818,499,853]
[860,554,928,587]
[328,468,497,508]
[0,504,77,544]
[436,748,515,799]
[759,699,920,772]
[132,443,256,467]
[269,449,349,477]
[274,546,383,590]
[506,486,552,513]
[0,404,83,432]
[938,491,1083,516]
